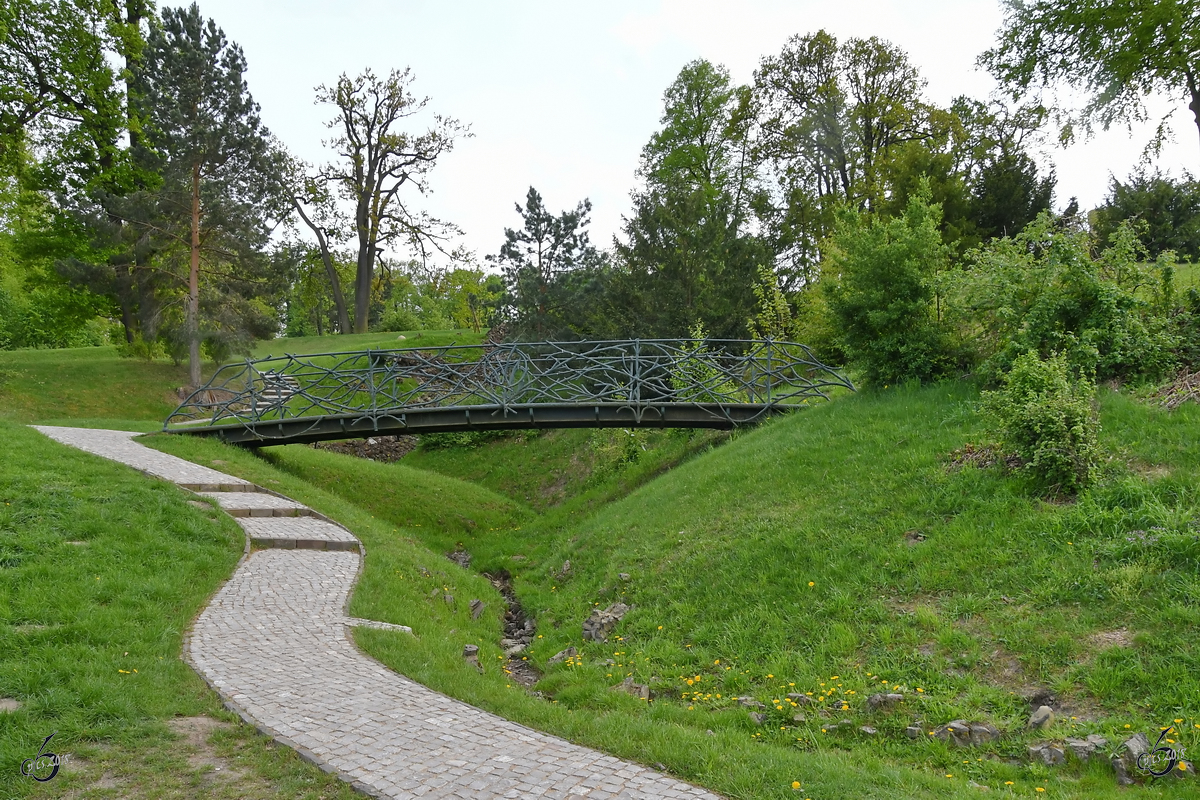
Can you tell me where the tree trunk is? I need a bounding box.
[187,162,201,387]
[1187,67,1200,159]
[292,199,351,334]
[353,245,372,334]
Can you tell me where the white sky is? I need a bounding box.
[197,0,1200,265]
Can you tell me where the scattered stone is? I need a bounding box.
[969,724,1000,746]
[792,713,808,723]
[618,572,631,581]
[1021,688,1055,707]
[967,780,990,791]
[417,566,431,577]
[749,712,766,726]
[933,720,975,747]
[787,693,814,705]
[1110,733,1150,785]
[510,555,526,561]
[737,696,766,710]
[555,560,572,580]
[462,644,482,673]
[397,334,406,340]
[469,599,485,620]
[581,602,629,642]
[443,593,455,606]
[1028,705,1054,729]
[866,692,904,711]
[547,646,577,666]
[1027,742,1066,766]
[839,719,854,728]
[448,549,472,569]
[503,644,526,657]
[610,676,649,700]
[0,698,20,712]
[1065,737,1096,761]
[1086,734,1109,748]
[706,729,714,736]
[905,725,922,739]
[859,725,878,735]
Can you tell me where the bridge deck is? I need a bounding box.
[170,402,780,446]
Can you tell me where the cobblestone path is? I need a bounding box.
[33,427,723,800]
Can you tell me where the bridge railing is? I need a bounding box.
[163,339,854,431]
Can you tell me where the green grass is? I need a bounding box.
[147,384,1200,798]
[0,420,360,799]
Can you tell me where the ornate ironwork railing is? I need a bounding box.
[163,339,854,442]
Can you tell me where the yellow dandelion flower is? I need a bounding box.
[792,781,801,789]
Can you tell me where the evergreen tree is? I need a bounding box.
[134,3,287,384]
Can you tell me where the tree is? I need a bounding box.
[490,186,607,339]
[1093,169,1200,261]
[315,68,467,334]
[615,59,767,339]
[0,0,122,167]
[981,0,1200,157]
[754,32,934,278]
[135,3,287,385]
[288,158,352,333]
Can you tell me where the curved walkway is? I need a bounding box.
[33,427,722,800]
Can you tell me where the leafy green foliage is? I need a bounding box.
[981,0,1200,153]
[1093,169,1200,262]
[982,351,1099,495]
[825,185,954,385]
[952,212,1177,382]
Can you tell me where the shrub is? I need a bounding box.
[824,182,956,387]
[982,351,1099,495]
[951,214,1177,383]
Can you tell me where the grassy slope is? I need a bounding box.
[153,384,1200,799]
[0,420,361,799]
[147,431,968,800]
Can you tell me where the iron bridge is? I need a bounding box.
[163,339,854,446]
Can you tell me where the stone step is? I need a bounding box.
[197,491,312,518]
[239,517,359,551]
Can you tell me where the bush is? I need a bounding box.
[952,214,1177,383]
[982,351,1099,496]
[824,182,956,386]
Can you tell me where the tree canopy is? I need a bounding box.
[981,0,1200,157]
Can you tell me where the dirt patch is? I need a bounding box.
[1089,628,1134,650]
[313,435,418,462]
[166,715,246,780]
[1130,460,1171,480]
[945,442,1022,472]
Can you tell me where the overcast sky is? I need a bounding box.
[196,0,1200,265]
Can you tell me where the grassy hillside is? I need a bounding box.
[146,383,1200,798]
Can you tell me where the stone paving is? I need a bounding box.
[32,426,724,800]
